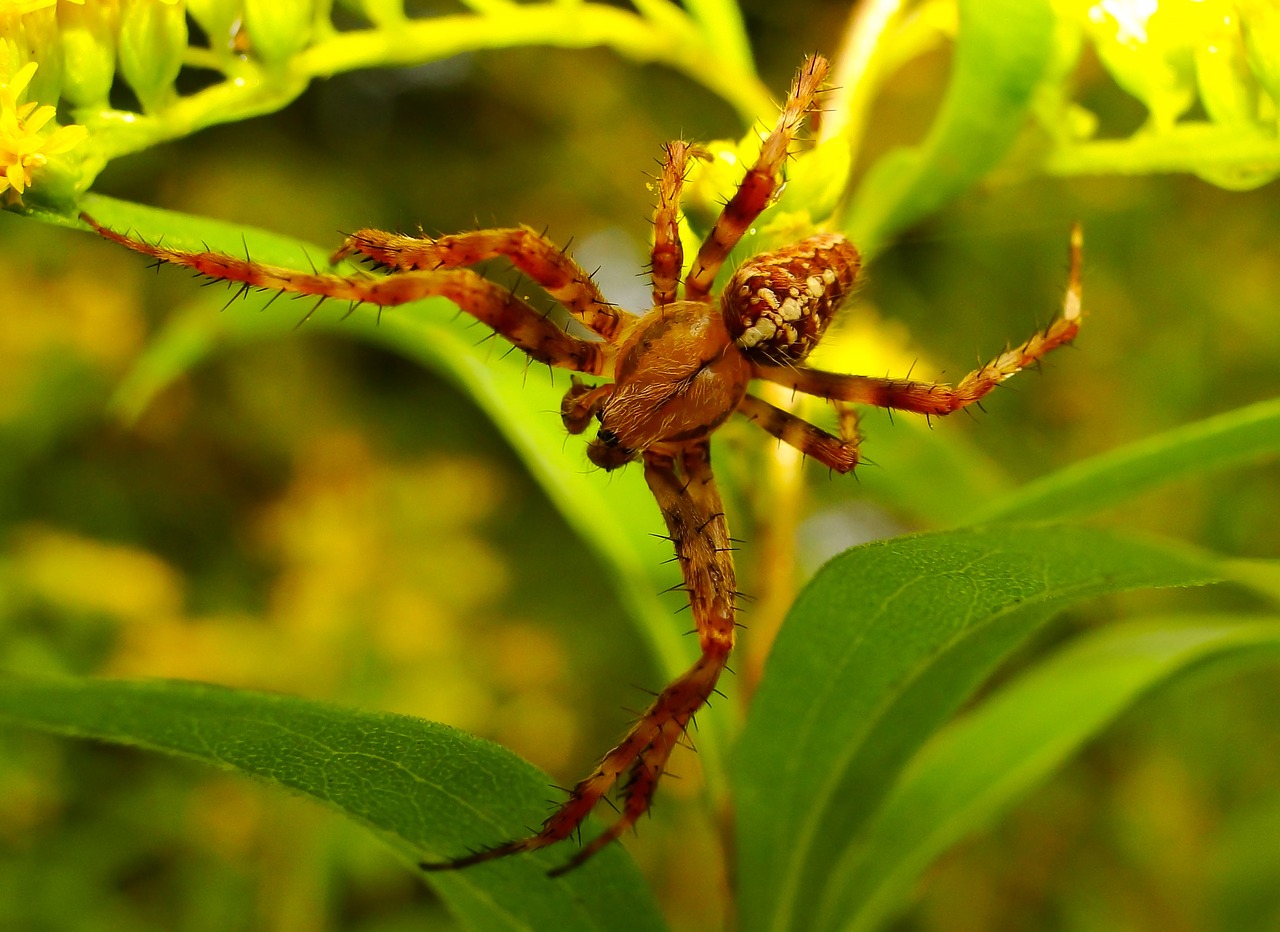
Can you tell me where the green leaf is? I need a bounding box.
[970,396,1280,524]
[76,193,735,793]
[733,523,1220,932]
[829,616,1280,932]
[843,0,1056,250]
[0,675,668,932]
[1225,557,1280,604]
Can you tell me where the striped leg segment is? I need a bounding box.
[650,140,693,307]
[683,55,829,301]
[332,225,625,341]
[736,393,861,473]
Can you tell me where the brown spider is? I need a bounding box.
[81,54,1082,875]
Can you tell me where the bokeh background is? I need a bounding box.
[2,1,1279,930]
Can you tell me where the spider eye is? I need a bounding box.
[597,428,620,446]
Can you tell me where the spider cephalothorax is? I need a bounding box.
[82,54,1082,874]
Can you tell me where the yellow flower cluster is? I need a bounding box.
[0,59,87,201]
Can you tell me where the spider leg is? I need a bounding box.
[683,55,829,301]
[737,393,861,473]
[753,225,1084,416]
[82,215,609,374]
[420,440,736,875]
[650,140,692,308]
[331,226,625,342]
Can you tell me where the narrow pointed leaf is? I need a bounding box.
[971,396,1280,523]
[733,524,1220,932]
[831,616,1280,932]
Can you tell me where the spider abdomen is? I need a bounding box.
[722,233,860,364]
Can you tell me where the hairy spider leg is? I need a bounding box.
[736,393,861,473]
[752,224,1084,416]
[683,54,830,301]
[331,226,624,341]
[420,440,735,875]
[650,140,692,308]
[80,214,609,374]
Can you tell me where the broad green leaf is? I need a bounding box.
[0,675,668,932]
[843,0,1056,251]
[76,193,734,792]
[733,523,1220,932]
[971,396,1280,523]
[828,616,1280,932]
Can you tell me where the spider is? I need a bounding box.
[81,54,1082,876]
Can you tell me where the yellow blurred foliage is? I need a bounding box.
[13,523,184,621]
[0,254,144,419]
[81,424,581,771]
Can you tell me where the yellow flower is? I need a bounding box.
[0,2,58,14]
[0,59,87,200]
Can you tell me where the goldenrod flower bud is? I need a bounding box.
[186,0,243,56]
[58,0,119,108]
[117,0,186,112]
[243,0,313,66]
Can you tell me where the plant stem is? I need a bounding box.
[1046,124,1280,186]
[69,4,772,191]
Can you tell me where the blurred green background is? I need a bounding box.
[2,1,1279,930]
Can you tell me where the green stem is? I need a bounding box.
[1046,123,1280,179]
[67,4,772,192]
[80,71,308,166]
[298,7,769,119]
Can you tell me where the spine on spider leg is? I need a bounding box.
[737,393,861,473]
